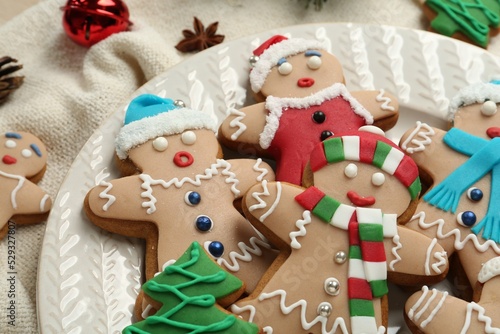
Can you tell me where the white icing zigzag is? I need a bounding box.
[400,121,436,154]
[424,238,447,275]
[249,181,282,222]
[215,236,273,272]
[0,170,25,209]
[252,158,268,182]
[139,159,241,214]
[258,289,350,334]
[413,211,500,254]
[462,302,500,334]
[289,210,312,249]
[228,107,247,141]
[96,169,116,212]
[375,89,395,111]
[389,235,402,271]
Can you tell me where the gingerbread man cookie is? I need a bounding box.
[84,94,277,297]
[420,0,500,48]
[230,128,448,334]
[400,81,500,333]
[123,242,262,334]
[218,35,399,185]
[0,131,52,239]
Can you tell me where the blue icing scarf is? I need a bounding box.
[424,128,500,243]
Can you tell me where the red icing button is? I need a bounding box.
[487,127,500,138]
[347,190,375,207]
[297,77,315,88]
[173,151,194,167]
[2,155,17,165]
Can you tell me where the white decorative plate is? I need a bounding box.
[37,23,500,333]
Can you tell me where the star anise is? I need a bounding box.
[175,17,225,53]
[0,56,24,104]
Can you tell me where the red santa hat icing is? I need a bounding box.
[309,128,421,199]
[249,35,327,93]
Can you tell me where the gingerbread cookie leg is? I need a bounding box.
[405,258,500,333]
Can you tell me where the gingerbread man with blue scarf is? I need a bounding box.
[231,127,448,334]
[400,81,500,333]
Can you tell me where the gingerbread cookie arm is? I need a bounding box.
[13,180,52,216]
[350,90,399,130]
[226,158,275,198]
[85,175,150,222]
[243,181,306,248]
[218,103,267,152]
[385,225,448,285]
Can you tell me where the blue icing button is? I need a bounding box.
[208,241,224,258]
[185,191,201,206]
[457,211,477,227]
[467,187,483,202]
[195,215,212,232]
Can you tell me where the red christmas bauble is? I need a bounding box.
[62,0,132,47]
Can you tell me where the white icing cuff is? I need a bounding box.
[478,256,500,283]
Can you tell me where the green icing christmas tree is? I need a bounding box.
[123,241,260,334]
[427,0,500,47]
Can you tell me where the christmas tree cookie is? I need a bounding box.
[123,241,261,334]
[420,0,500,48]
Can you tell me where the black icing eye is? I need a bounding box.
[208,241,224,258]
[457,211,477,227]
[195,215,213,232]
[312,111,326,124]
[185,191,201,206]
[320,130,333,141]
[467,187,483,202]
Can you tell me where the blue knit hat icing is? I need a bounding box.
[124,94,178,125]
[115,94,217,160]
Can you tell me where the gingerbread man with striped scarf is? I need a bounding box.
[231,127,448,334]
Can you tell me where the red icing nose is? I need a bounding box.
[173,151,194,167]
[297,77,315,88]
[347,191,376,207]
[2,155,17,165]
[487,127,500,138]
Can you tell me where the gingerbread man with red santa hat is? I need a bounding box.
[219,35,400,185]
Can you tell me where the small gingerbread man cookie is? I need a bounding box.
[400,81,500,333]
[231,128,448,334]
[84,94,277,297]
[218,35,399,185]
[0,131,52,239]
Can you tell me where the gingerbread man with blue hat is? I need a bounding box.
[84,94,278,318]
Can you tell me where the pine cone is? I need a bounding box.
[0,56,24,103]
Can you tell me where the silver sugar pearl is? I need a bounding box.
[317,302,332,317]
[249,55,260,67]
[174,99,186,108]
[334,251,347,264]
[324,278,340,296]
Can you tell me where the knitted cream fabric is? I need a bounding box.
[0,0,438,332]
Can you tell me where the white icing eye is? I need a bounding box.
[21,149,32,158]
[181,131,197,145]
[307,55,322,70]
[344,163,358,178]
[372,172,385,186]
[278,62,293,75]
[152,137,168,151]
[5,140,16,148]
[481,100,497,116]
